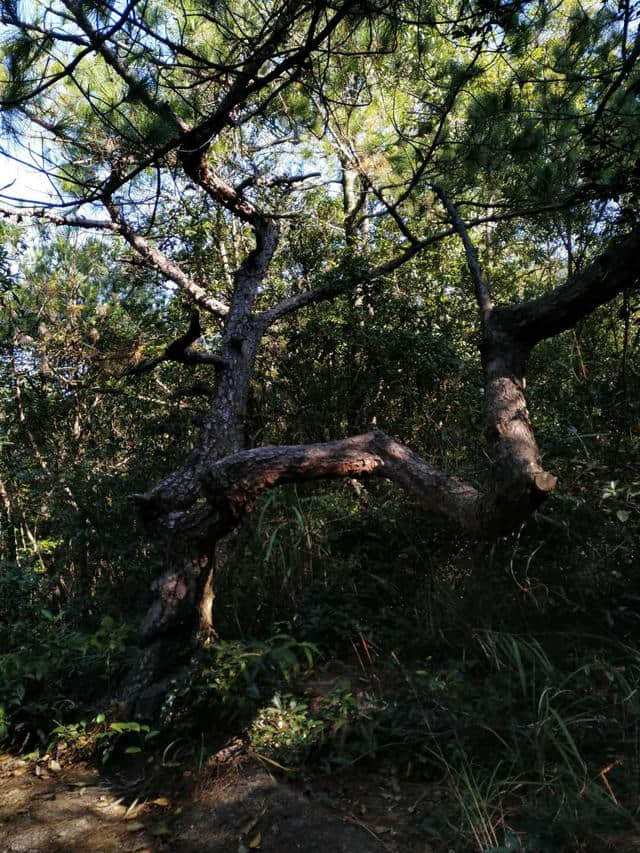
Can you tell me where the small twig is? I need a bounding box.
[599,759,622,804]
[234,171,321,193]
[342,813,386,844]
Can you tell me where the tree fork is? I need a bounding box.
[114,210,638,719]
[132,224,640,551]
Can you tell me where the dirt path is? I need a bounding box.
[0,754,439,852]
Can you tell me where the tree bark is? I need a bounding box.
[0,476,16,564]
[120,222,640,718]
[118,216,280,715]
[134,223,639,539]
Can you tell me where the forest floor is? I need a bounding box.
[0,750,442,852]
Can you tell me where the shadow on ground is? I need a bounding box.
[0,751,440,852]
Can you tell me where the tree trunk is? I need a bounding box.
[120,223,640,720]
[0,476,16,564]
[119,220,278,717]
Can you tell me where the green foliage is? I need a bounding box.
[232,629,640,848]
[250,692,328,766]
[49,715,159,764]
[429,632,640,850]
[1,200,639,846]
[0,611,132,748]
[187,635,319,731]
[249,684,370,769]
[0,3,640,849]
[0,560,49,648]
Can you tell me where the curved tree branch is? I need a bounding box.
[494,226,640,344]
[123,311,229,377]
[132,224,640,544]
[200,430,480,528]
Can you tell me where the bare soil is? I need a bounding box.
[0,752,444,852]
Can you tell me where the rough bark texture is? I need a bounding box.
[495,227,640,344]
[12,0,640,723]
[120,220,640,717]
[119,210,280,715]
[200,431,478,527]
[479,320,556,534]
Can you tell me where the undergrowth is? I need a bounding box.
[2,464,640,851]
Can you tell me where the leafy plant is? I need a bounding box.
[49,714,159,764]
[0,614,133,747]
[187,634,319,731]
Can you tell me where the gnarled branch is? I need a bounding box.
[200,430,479,528]
[495,225,640,344]
[123,311,229,377]
[133,223,640,544]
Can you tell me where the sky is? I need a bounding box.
[1,146,58,206]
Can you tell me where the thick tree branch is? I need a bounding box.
[257,277,346,327]
[123,311,229,377]
[137,219,640,543]
[495,225,640,344]
[178,155,260,225]
[131,430,480,536]
[201,431,479,526]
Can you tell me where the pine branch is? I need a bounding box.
[123,312,229,377]
[433,184,493,315]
